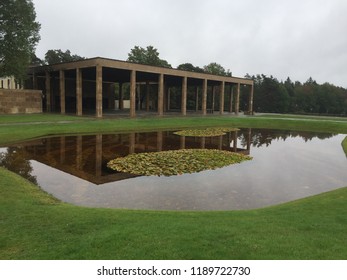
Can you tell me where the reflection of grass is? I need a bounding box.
[107,149,251,176]
[342,136,347,157]
[1,166,347,259]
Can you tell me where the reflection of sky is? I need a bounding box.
[30,134,347,211]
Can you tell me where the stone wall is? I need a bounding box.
[0,89,42,114]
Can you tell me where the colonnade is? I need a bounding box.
[30,58,254,118]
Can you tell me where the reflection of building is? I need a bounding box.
[5,130,252,184]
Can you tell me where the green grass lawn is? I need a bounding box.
[1,113,347,259]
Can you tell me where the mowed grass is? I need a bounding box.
[1,166,347,260]
[1,113,347,259]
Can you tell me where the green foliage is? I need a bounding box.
[203,62,232,77]
[251,74,347,115]
[0,0,41,80]
[177,63,204,73]
[174,127,239,137]
[127,45,171,68]
[44,49,85,65]
[107,149,251,176]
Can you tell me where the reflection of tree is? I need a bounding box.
[237,129,335,148]
[0,147,37,184]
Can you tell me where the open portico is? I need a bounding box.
[27,57,254,117]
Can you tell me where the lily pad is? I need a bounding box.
[174,127,239,137]
[107,149,252,176]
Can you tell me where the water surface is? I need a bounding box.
[1,129,346,210]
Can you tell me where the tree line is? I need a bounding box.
[242,75,347,116]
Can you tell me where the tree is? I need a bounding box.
[0,0,40,80]
[44,49,85,65]
[127,45,171,68]
[177,63,204,73]
[203,62,231,77]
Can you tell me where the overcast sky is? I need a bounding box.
[32,0,347,88]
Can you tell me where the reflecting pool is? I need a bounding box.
[1,129,347,210]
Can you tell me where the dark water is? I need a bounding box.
[1,129,347,210]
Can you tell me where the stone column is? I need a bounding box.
[202,79,207,115]
[235,83,240,115]
[130,70,136,117]
[45,71,51,112]
[212,86,215,113]
[33,72,38,90]
[76,68,82,116]
[157,131,163,151]
[219,81,225,115]
[108,84,115,110]
[249,84,254,114]
[96,65,103,118]
[146,81,150,111]
[229,85,233,113]
[119,83,123,110]
[158,73,164,116]
[181,76,187,115]
[59,70,65,114]
[195,86,199,112]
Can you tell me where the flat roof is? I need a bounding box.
[29,57,253,86]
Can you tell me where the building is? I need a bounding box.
[0,76,23,90]
[27,57,254,118]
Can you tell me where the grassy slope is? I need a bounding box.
[1,113,347,259]
[1,166,347,260]
[1,114,347,146]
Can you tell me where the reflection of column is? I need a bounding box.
[202,79,207,115]
[235,83,240,115]
[130,70,136,117]
[76,135,82,170]
[76,68,82,116]
[59,70,65,114]
[233,131,238,152]
[96,65,103,118]
[181,76,187,115]
[157,131,163,151]
[218,135,223,150]
[200,137,206,149]
[129,133,135,154]
[247,128,251,152]
[219,81,225,114]
[60,136,65,163]
[95,134,102,177]
[180,136,186,149]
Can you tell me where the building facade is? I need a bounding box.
[27,57,254,118]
